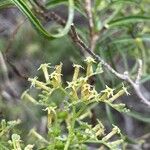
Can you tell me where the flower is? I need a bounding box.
[49,63,62,88]
[92,120,105,137]
[38,63,51,83]
[28,77,50,91]
[81,83,98,100]
[66,81,79,99]
[21,90,39,105]
[29,76,38,88]
[102,125,120,142]
[84,57,96,77]
[122,83,130,95]
[72,64,83,81]
[43,107,57,127]
[101,85,115,98]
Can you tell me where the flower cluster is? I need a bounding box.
[20,57,130,149]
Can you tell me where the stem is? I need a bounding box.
[64,106,76,150]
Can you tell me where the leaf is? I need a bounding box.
[11,0,74,39]
[125,111,150,123]
[46,0,85,16]
[110,35,150,45]
[108,16,150,27]
[112,0,140,5]
[46,0,67,8]
[141,75,150,83]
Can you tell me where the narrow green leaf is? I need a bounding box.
[141,75,150,83]
[11,0,74,39]
[46,0,85,16]
[108,16,150,27]
[112,0,139,5]
[125,111,150,123]
[46,0,67,7]
[110,35,150,44]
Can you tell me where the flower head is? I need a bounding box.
[122,83,130,95]
[72,64,83,81]
[84,57,96,77]
[38,63,51,83]
[43,107,57,127]
[101,85,115,98]
[49,63,62,88]
[81,83,98,100]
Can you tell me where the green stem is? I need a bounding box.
[64,106,76,150]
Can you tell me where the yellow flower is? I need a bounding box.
[21,90,39,105]
[28,77,50,91]
[43,107,57,127]
[102,125,120,142]
[122,83,130,95]
[38,63,51,83]
[81,83,98,100]
[66,81,79,99]
[92,120,105,137]
[24,144,34,150]
[49,63,62,88]
[84,57,96,77]
[81,83,91,100]
[50,71,62,88]
[72,64,83,81]
[101,85,115,98]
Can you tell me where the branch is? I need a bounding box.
[136,59,142,84]
[85,0,94,33]
[84,0,99,51]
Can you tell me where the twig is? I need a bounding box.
[85,0,94,34]
[84,0,99,51]
[136,59,142,84]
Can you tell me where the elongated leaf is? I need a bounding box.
[108,16,150,27]
[125,111,150,123]
[112,0,139,5]
[46,0,85,16]
[99,4,122,30]
[46,0,67,7]
[141,75,150,83]
[110,35,150,45]
[11,0,74,39]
